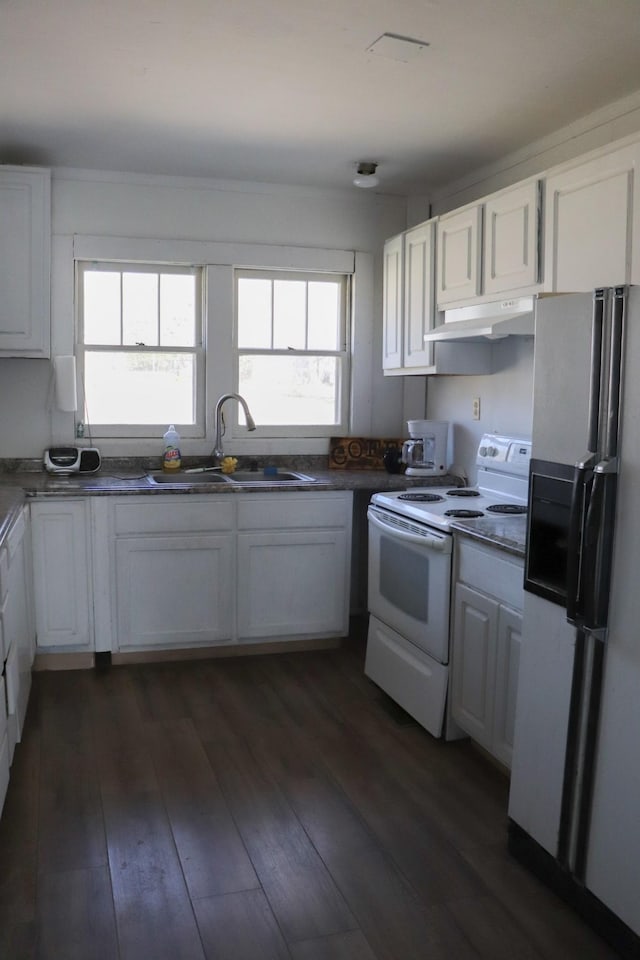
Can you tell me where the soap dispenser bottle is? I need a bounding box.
[162,425,182,471]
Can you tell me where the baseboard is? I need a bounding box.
[110,636,341,665]
[508,820,640,959]
[33,652,95,671]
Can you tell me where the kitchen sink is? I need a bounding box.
[225,470,318,484]
[147,471,230,485]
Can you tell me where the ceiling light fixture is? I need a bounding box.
[353,161,379,188]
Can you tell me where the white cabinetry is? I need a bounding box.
[436,204,483,306]
[0,507,35,777]
[112,498,234,651]
[544,141,640,291]
[237,493,352,641]
[383,222,491,376]
[451,537,523,768]
[435,180,541,309]
[31,500,93,650]
[483,180,540,296]
[0,166,51,356]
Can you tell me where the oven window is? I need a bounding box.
[380,536,430,623]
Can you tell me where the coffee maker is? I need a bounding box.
[401,420,449,476]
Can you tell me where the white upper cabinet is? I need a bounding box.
[382,233,404,370]
[0,166,51,357]
[483,180,540,295]
[436,204,483,306]
[383,220,491,376]
[403,220,436,370]
[544,141,640,291]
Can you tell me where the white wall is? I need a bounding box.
[0,169,410,458]
[427,337,534,484]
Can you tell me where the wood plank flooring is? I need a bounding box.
[0,623,622,959]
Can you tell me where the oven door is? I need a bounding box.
[367,505,452,663]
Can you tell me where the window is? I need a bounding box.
[77,262,204,437]
[235,269,350,436]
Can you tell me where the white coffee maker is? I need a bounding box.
[401,420,449,476]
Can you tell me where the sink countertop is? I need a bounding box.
[0,467,461,545]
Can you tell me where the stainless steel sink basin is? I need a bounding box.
[226,470,317,484]
[147,471,230,485]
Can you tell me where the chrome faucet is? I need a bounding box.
[212,393,256,463]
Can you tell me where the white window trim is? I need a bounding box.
[75,260,206,439]
[69,237,369,456]
[233,268,351,439]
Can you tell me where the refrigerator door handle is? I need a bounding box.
[582,458,618,634]
[566,456,595,625]
[604,285,626,458]
[587,288,607,454]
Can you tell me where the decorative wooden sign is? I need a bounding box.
[329,437,405,470]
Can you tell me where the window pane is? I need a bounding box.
[239,354,339,425]
[84,272,121,345]
[123,273,158,346]
[84,351,195,424]
[308,281,341,350]
[238,278,272,348]
[160,274,196,346]
[273,280,305,349]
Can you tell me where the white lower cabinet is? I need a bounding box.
[115,534,234,650]
[451,538,523,768]
[31,499,93,650]
[237,493,352,642]
[110,491,353,652]
[0,507,36,773]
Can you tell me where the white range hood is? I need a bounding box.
[424,296,535,342]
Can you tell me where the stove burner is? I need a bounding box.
[446,489,480,498]
[398,493,446,503]
[444,509,485,518]
[486,503,528,515]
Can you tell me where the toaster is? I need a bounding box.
[43,446,101,475]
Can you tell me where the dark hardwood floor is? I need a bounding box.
[0,623,622,959]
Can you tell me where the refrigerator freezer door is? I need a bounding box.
[532,292,594,465]
[583,285,640,936]
[508,591,576,856]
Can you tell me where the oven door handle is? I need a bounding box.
[367,508,451,552]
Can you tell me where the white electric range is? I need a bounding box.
[366,433,531,739]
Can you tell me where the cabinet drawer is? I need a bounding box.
[237,493,351,530]
[114,497,234,534]
[456,539,524,609]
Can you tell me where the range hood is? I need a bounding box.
[424,296,535,342]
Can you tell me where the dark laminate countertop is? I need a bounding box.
[449,514,526,559]
[0,465,461,546]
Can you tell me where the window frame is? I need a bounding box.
[233,268,351,439]
[75,260,206,439]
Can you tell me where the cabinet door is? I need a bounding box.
[3,512,34,742]
[436,205,483,306]
[382,233,404,370]
[484,181,540,295]
[544,142,640,291]
[0,167,51,356]
[403,220,435,369]
[237,528,349,640]
[115,534,233,650]
[451,583,498,749]
[492,604,522,769]
[31,500,93,649]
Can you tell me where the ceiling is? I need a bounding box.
[2,0,640,196]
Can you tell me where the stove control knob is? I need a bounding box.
[479,445,488,456]
[487,445,498,457]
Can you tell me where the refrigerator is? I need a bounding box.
[508,286,640,958]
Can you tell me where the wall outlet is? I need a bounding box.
[472,397,481,420]
[76,421,85,438]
